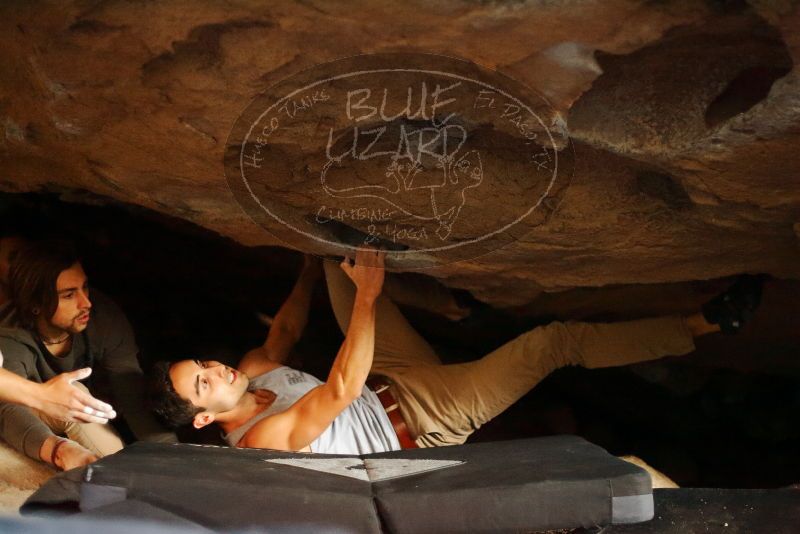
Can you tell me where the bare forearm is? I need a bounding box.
[0,369,45,407]
[327,293,377,400]
[269,268,318,344]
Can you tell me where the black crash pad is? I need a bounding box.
[22,435,653,533]
[9,488,800,533]
[602,488,800,534]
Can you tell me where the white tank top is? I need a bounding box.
[223,366,401,455]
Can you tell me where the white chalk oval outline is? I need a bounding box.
[237,59,562,254]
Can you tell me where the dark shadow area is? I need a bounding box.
[705,65,792,128]
[636,171,693,210]
[1,191,799,488]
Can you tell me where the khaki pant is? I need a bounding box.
[35,382,124,457]
[324,262,696,448]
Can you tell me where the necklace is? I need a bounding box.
[39,332,71,345]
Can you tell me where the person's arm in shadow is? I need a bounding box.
[238,254,324,377]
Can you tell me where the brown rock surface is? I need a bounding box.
[1,0,799,305]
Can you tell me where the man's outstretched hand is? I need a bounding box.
[340,247,385,302]
[36,368,117,424]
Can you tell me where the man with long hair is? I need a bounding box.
[1,231,113,426]
[0,240,175,470]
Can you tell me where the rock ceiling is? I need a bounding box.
[1,0,799,305]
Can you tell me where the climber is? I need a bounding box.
[150,246,765,454]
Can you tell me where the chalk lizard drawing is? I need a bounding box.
[320,124,484,240]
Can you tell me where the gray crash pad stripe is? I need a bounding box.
[612,494,654,524]
[80,484,127,512]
